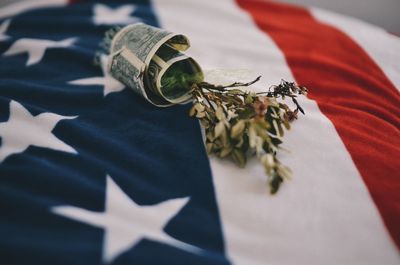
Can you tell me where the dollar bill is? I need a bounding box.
[147,44,203,104]
[107,23,203,106]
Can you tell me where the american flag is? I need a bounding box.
[0,0,399,264]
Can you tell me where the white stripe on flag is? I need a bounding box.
[153,0,399,264]
[152,0,293,86]
[311,7,400,91]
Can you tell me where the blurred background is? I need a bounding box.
[281,0,400,33]
[0,0,399,32]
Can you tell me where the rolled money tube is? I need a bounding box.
[107,23,204,107]
[147,44,203,104]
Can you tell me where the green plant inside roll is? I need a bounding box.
[160,60,203,101]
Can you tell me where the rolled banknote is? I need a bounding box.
[107,23,203,106]
[147,44,203,104]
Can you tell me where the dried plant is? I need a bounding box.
[189,77,307,194]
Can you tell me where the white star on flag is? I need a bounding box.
[0,19,11,42]
[68,55,125,96]
[93,4,140,25]
[53,175,201,263]
[0,100,77,163]
[3,37,77,66]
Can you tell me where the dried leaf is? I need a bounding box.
[206,142,213,154]
[269,173,283,194]
[232,149,246,168]
[196,111,206,118]
[189,104,196,116]
[214,121,225,138]
[231,120,246,139]
[220,147,232,158]
[216,106,225,121]
[248,123,257,148]
[261,154,274,170]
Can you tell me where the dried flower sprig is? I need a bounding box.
[189,77,307,194]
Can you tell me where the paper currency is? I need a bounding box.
[147,44,203,103]
[107,23,203,106]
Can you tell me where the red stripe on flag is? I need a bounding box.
[237,0,400,248]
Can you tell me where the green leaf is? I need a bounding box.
[238,108,255,119]
[228,89,244,94]
[283,118,290,130]
[277,121,284,137]
[245,94,253,104]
